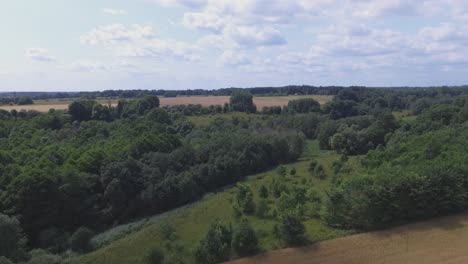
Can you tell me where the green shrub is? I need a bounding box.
[0,257,13,264]
[145,247,164,264]
[0,213,26,261]
[232,219,258,256]
[273,211,305,245]
[70,227,94,253]
[195,220,232,264]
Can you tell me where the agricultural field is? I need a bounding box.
[228,212,468,264]
[0,95,333,112]
[67,140,352,264]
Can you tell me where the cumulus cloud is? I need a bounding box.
[25,48,56,62]
[81,24,200,61]
[218,50,251,66]
[102,8,128,16]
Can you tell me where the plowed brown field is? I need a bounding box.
[226,213,468,264]
[0,95,332,112]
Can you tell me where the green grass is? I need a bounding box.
[68,140,353,264]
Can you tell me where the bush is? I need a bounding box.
[0,213,26,261]
[145,247,164,264]
[17,96,34,105]
[258,185,269,199]
[26,249,61,264]
[290,167,297,176]
[0,257,13,264]
[256,199,270,219]
[232,219,258,256]
[37,227,68,253]
[230,90,256,113]
[274,212,305,245]
[195,220,232,264]
[234,184,256,215]
[314,164,326,180]
[70,227,94,253]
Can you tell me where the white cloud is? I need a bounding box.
[183,12,224,33]
[102,8,128,16]
[81,24,200,61]
[25,48,56,62]
[218,50,251,66]
[81,24,155,45]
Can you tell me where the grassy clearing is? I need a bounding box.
[68,140,352,264]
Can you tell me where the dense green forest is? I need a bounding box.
[1,87,468,264]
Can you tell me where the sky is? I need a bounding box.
[1,0,468,91]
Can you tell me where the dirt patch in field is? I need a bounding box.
[0,95,332,112]
[226,213,468,264]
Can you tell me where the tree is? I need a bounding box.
[274,211,305,245]
[17,96,34,105]
[70,227,94,253]
[287,98,321,113]
[290,167,297,176]
[0,257,13,264]
[68,100,95,122]
[314,164,326,180]
[256,199,270,219]
[145,247,164,264]
[259,185,269,199]
[308,160,318,174]
[276,166,286,177]
[0,214,26,261]
[230,90,256,113]
[234,184,256,215]
[195,220,232,264]
[232,219,258,256]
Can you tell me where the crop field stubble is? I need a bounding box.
[226,212,468,264]
[0,95,333,112]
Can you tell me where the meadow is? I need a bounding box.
[68,140,353,264]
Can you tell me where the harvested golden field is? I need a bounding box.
[0,95,332,112]
[227,213,468,264]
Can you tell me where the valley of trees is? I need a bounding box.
[1,86,468,263]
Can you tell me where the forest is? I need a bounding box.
[1,86,468,264]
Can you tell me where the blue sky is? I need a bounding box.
[1,0,468,91]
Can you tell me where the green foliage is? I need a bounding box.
[325,121,468,230]
[234,184,256,215]
[145,248,165,264]
[258,185,269,199]
[17,96,34,105]
[290,167,297,176]
[230,90,256,113]
[68,100,96,122]
[70,227,94,253]
[0,257,13,264]
[232,219,258,256]
[314,164,326,180]
[256,198,270,219]
[26,249,61,264]
[308,160,318,174]
[276,166,286,177]
[195,220,232,264]
[0,213,26,261]
[273,211,305,245]
[287,98,321,113]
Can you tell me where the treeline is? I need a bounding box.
[3,85,468,101]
